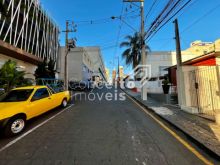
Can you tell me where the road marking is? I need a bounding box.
[0,105,74,152]
[124,92,213,165]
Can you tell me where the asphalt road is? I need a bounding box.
[0,87,219,165]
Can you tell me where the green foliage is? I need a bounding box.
[0,60,32,92]
[48,59,56,78]
[0,90,4,96]
[120,32,150,69]
[162,77,170,85]
[35,58,56,80]
[0,0,9,19]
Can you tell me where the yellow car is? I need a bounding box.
[0,86,70,136]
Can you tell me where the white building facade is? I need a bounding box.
[58,47,107,87]
[146,51,200,93]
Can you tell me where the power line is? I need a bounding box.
[145,0,184,39]
[74,9,140,26]
[148,1,220,51]
[178,0,198,18]
[112,3,125,69]
[145,0,159,23]
[181,2,220,33]
[129,2,140,9]
[146,0,194,42]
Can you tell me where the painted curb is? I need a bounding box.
[122,88,220,159]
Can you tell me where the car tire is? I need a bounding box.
[4,116,26,137]
[61,98,68,108]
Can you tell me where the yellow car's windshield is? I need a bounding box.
[0,89,34,102]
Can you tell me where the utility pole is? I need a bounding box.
[62,20,76,90]
[140,1,147,100]
[123,0,147,100]
[118,56,120,81]
[64,21,69,90]
[174,19,182,68]
[174,19,184,106]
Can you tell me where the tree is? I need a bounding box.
[47,58,56,78]
[0,60,32,92]
[35,58,56,80]
[0,0,8,18]
[120,32,150,69]
[34,59,48,79]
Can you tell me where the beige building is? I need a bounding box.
[58,47,107,86]
[166,39,220,120]
[146,39,220,94]
[119,66,124,80]
[185,39,220,55]
[105,68,110,83]
[176,52,220,119]
[84,47,107,82]
[112,69,116,83]
[147,39,220,78]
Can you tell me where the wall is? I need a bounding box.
[181,66,220,115]
[58,47,107,84]
[59,47,82,81]
[146,51,199,94]
[58,47,95,83]
[181,66,198,114]
[147,51,174,78]
[84,47,106,81]
[147,51,200,78]
[0,53,36,79]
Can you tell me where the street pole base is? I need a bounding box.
[141,86,147,101]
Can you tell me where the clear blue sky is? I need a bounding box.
[41,0,220,75]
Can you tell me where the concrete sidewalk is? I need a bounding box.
[124,89,220,157]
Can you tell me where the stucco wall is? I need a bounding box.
[59,47,83,81]
[58,47,95,82]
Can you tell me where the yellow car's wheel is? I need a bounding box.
[61,99,68,108]
[4,116,26,137]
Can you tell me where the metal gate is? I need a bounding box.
[188,66,220,117]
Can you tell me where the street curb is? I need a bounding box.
[122,89,220,159]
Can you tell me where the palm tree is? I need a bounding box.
[0,60,31,92]
[120,32,150,69]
